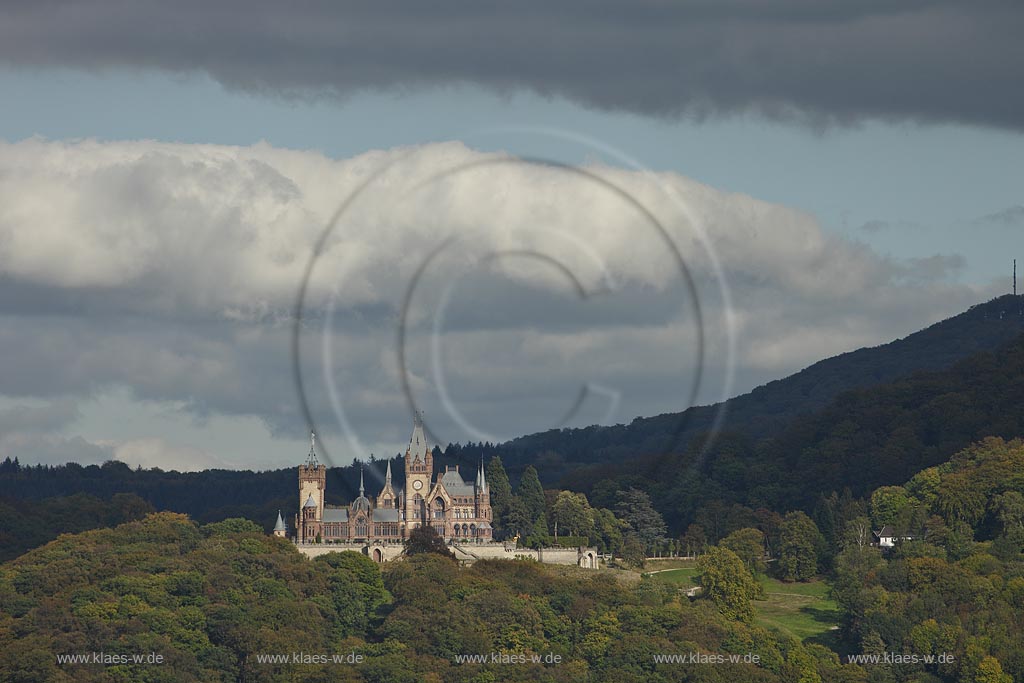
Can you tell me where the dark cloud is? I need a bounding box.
[859,220,890,233]
[0,1,1022,129]
[973,205,1024,227]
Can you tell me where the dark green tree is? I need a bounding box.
[592,508,625,555]
[551,490,593,539]
[485,456,513,537]
[404,525,455,560]
[502,497,533,540]
[516,465,548,536]
[615,488,667,552]
[777,511,821,581]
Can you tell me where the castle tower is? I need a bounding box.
[404,412,432,528]
[273,510,287,538]
[298,432,326,542]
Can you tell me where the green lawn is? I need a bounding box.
[648,569,840,644]
[644,566,699,586]
[753,576,840,644]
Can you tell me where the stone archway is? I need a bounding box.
[372,547,384,563]
[579,551,597,568]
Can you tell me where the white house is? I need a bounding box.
[874,525,917,548]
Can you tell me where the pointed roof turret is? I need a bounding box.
[352,465,371,513]
[305,431,319,467]
[303,493,317,508]
[274,510,286,532]
[385,459,392,483]
[480,458,488,493]
[406,411,430,461]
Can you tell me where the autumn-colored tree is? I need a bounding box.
[697,546,760,622]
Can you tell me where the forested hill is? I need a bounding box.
[647,329,1024,530]
[483,294,1024,478]
[0,514,839,683]
[2,295,1024,551]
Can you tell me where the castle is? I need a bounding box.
[274,414,492,545]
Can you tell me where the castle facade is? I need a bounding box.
[285,415,493,544]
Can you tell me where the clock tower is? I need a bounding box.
[403,412,432,528]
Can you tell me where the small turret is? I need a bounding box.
[273,510,287,537]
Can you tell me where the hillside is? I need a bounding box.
[2,295,1024,549]
[0,513,842,683]
[488,294,1024,479]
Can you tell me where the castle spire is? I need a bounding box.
[306,431,318,467]
[407,411,428,461]
[480,458,487,493]
[359,466,365,497]
[385,459,392,483]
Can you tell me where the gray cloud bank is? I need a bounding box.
[0,138,996,468]
[1,1,1022,129]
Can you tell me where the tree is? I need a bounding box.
[551,491,593,539]
[831,544,884,638]
[615,488,667,552]
[516,466,547,528]
[870,486,913,529]
[405,525,455,560]
[721,527,766,573]
[681,523,707,558]
[754,508,784,558]
[778,511,821,581]
[620,536,646,568]
[994,491,1024,532]
[975,656,1012,683]
[503,497,533,540]
[697,546,760,622]
[486,456,513,537]
[937,472,986,525]
[592,508,625,555]
[905,467,941,507]
[841,516,873,550]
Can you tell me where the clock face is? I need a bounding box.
[412,480,423,491]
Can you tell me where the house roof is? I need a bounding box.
[876,525,896,537]
[440,469,474,496]
[374,508,400,522]
[323,508,348,522]
[273,511,286,532]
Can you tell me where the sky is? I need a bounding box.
[0,2,1021,473]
